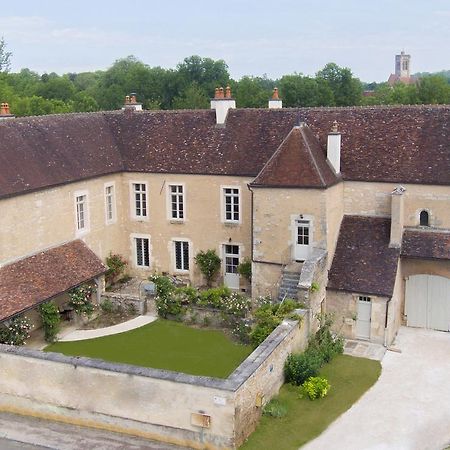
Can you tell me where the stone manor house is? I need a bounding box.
[0,91,449,345]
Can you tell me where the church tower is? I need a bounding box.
[395,51,411,78]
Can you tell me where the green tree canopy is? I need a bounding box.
[0,37,12,73]
[316,63,363,106]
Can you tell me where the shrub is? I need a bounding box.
[308,313,344,363]
[194,249,221,287]
[0,316,33,346]
[231,318,252,344]
[284,350,324,385]
[105,253,127,286]
[250,299,301,348]
[263,398,288,418]
[100,298,115,314]
[198,286,230,308]
[301,376,331,400]
[68,284,95,317]
[38,301,60,342]
[237,259,252,281]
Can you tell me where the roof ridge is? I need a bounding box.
[298,125,326,186]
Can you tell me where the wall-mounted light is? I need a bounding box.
[228,237,232,243]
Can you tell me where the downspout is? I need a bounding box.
[384,297,392,347]
[247,184,254,262]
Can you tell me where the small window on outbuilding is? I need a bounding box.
[419,210,429,227]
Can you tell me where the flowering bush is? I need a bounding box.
[68,284,94,316]
[105,253,128,286]
[301,376,331,400]
[0,316,33,346]
[222,292,252,317]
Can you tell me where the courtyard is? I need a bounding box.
[45,319,252,378]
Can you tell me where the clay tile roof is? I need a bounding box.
[328,216,400,297]
[251,123,340,188]
[401,229,450,260]
[0,106,449,200]
[0,240,106,322]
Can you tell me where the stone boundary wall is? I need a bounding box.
[0,315,308,449]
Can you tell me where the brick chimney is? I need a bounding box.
[327,120,341,173]
[122,93,143,111]
[268,88,282,109]
[389,185,406,248]
[0,103,14,120]
[210,85,235,125]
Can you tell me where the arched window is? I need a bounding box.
[419,210,429,227]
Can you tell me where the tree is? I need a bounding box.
[176,55,230,98]
[279,74,333,107]
[417,75,450,104]
[195,249,221,287]
[172,82,209,109]
[316,63,363,106]
[0,37,12,73]
[233,76,274,108]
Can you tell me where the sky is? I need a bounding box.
[1,0,449,82]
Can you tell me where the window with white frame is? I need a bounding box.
[105,184,115,224]
[132,183,147,218]
[75,193,88,233]
[223,187,240,222]
[169,185,184,220]
[174,240,189,271]
[134,237,150,267]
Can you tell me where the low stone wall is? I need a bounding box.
[0,314,308,449]
[101,293,147,315]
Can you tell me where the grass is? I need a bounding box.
[45,319,252,378]
[241,354,381,449]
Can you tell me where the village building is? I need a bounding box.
[387,50,416,86]
[0,90,449,346]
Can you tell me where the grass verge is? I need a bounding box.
[241,354,381,449]
[45,319,251,378]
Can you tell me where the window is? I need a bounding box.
[358,296,371,303]
[105,184,115,224]
[419,210,429,227]
[297,220,310,245]
[174,240,189,271]
[75,192,89,234]
[169,185,184,220]
[135,237,150,267]
[132,183,147,218]
[223,187,240,222]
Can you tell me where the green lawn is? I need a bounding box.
[45,319,252,378]
[241,355,381,449]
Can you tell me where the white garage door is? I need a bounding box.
[405,275,450,331]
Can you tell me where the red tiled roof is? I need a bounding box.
[251,123,340,188]
[0,240,106,322]
[401,229,450,260]
[328,216,400,297]
[0,105,449,200]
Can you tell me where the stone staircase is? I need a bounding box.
[278,263,302,302]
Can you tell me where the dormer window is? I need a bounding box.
[419,210,429,227]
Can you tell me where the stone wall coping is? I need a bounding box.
[298,248,327,290]
[0,317,302,392]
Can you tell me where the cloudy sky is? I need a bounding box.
[1,0,449,82]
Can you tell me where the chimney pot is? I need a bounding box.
[268,88,282,109]
[219,87,224,99]
[225,85,232,98]
[215,88,220,99]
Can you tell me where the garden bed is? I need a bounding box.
[241,355,381,449]
[45,319,252,378]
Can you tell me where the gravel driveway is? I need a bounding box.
[302,326,450,450]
